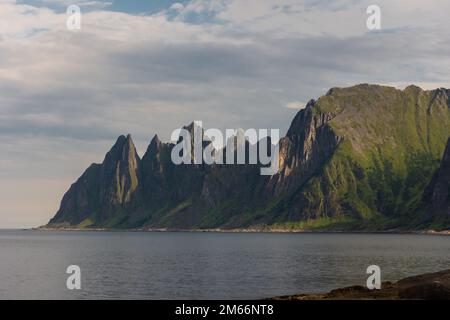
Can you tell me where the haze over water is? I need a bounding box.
[0,230,448,299]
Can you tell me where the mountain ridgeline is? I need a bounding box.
[48,84,450,231]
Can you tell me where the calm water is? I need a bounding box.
[0,230,448,299]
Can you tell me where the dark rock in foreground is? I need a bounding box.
[272,269,450,300]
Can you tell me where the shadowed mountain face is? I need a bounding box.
[48,84,450,230]
[418,137,450,228]
[49,134,141,226]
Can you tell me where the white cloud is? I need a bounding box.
[170,2,185,12]
[285,101,306,110]
[42,0,112,9]
[175,0,450,37]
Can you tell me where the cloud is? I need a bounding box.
[29,0,112,10]
[285,101,306,110]
[170,2,185,12]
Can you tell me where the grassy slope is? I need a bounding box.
[270,85,450,231]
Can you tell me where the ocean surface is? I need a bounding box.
[0,230,448,299]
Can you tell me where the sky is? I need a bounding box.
[1,0,450,228]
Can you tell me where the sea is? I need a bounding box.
[0,230,448,299]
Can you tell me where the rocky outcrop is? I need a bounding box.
[49,134,141,227]
[419,137,450,227]
[47,84,450,230]
[264,85,450,225]
[99,135,140,209]
[268,99,342,195]
[271,269,450,300]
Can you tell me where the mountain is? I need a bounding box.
[47,84,450,231]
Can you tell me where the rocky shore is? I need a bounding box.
[272,269,450,300]
[36,226,450,235]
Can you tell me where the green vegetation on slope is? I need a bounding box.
[47,84,450,231]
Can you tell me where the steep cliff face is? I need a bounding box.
[48,163,101,226]
[268,99,342,195]
[430,138,450,215]
[47,84,450,230]
[419,137,450,228]
[195,143,269,228]
[265,85,450,228]
[49,134,141,227]
[135,131,207,228]
[99,135,141,213]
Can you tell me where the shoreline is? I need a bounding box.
[271,269,450,300]
[33,226,450,235]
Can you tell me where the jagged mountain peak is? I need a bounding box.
[150,133,160,144]
[107,133,136,153]
[113,133,133,144]
[47,84,450,231]
[142,134,167,163]
[148,134,162,150]
[286,99,316,137]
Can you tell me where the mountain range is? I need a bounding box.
[47,84,450,231]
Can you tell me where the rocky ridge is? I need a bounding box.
[47,84,450,230]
